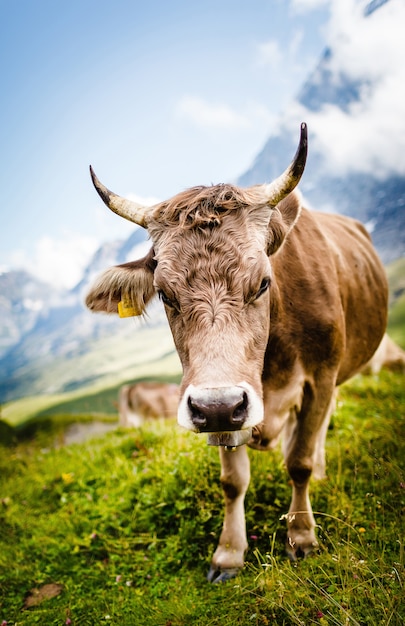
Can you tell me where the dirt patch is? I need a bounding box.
[23,583,63,609]
[61,421,117,445]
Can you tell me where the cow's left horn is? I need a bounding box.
[262,122,308,206]
[89,166,151,228]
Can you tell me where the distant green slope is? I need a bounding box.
[386,257,405,347]
[3,349,181,425]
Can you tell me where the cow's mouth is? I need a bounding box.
[207,428,252,449]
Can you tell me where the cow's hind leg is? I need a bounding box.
[282,384,336,560]
[207,445,250,583]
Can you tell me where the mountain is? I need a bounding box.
[1,0,403,406]
[0,270,61,359]
[0,232,177,404]
[72,226,150,294]
[239,0,405,263]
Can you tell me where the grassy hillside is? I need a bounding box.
[0,370,404,625]
[389,295,405,347]
[386,257,405,347]
[2,349,181,426]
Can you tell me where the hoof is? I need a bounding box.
[207,566,240,583]
[286,539,318,562]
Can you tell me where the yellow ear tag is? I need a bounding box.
[118,297,141,318]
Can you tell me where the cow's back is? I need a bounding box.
[267,207,388,386]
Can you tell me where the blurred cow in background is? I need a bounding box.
[361,333,405,375]
[119,381,180,428]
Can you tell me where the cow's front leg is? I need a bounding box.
[207,444,250,583]
[283,388,336,560]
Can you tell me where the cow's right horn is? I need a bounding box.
[90,166,151,228]
[262,122,308,207]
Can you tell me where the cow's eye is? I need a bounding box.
[255,277,271,300]
[158,289,176,309]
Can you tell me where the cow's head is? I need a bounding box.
[86,123,307,447]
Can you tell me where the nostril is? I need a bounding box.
[188,396,207,427]
[230,392,248,424]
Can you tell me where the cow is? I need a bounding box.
[85,123,388,582]
[118,381,180,427]
[361,333,405,375]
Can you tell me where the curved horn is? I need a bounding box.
[262,122,308,206]
[89,165,151,228]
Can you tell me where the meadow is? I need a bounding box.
[1,260,404,625]
[0,369,404,625]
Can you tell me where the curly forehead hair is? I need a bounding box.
[149,184,269,230]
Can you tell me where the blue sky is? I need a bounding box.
[1,0,331,287]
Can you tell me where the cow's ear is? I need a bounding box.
[267,190,302,255]
[85,248,156,316]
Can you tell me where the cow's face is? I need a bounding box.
[152,191,273,436]
[86,190,302,442]
[86,124,307,445]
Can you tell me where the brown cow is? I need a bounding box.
[86,124,388,582]
[118,381,180,427]
[361,333,405,375]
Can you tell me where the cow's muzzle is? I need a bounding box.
[188,386,248,432]
[177,383,264,447]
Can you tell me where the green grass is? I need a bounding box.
[1,370,404,625]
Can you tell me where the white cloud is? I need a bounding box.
[10,190,157,290]
[289,0,405,178]
[176,96,250,129]
[325,0,403,82]
[10,233,99,290]
[254,27,319,101]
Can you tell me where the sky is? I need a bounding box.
[1,0,403,289]
[0,0,331,288]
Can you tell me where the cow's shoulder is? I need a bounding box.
[267,205,388,385]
